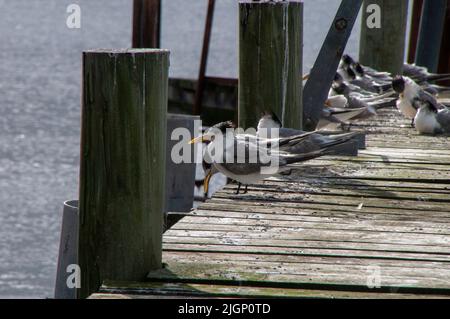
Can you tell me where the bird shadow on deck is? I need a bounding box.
[217,165,401,203]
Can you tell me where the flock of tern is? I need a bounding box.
[192,54,450,198]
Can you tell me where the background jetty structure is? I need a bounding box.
[128,0,450,125]
[52,0,450,299]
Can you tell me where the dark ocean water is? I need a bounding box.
[0,0,377,298]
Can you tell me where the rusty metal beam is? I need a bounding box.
[193,0,216,115]
[303,0,363,131]
[132,0,161,48]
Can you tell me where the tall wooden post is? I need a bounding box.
[359,0,409,75]
[407,0,424,63]
[132,0,161,48]
[238,0,303,130]
[78,49,169,298]
[438,1,450,85]
[415,0,447,73]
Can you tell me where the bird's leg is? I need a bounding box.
[244,185,248,194]
[203,170,212,199]
[411,118,415,128]
[340,122,352,131]
[236,182,242,195]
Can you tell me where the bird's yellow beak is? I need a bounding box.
[189,136,205,144]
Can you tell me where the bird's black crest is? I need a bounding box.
[334,72,343,82]
[354,63,365,76]
[342,54,355,66]
[392,76,405,93]
[270,111,283,128]
[346,66,356,80]
[212,121,236,133]
[262,110,283,127]
[332,82,348,95]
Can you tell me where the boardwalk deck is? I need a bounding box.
[91,108,450,299]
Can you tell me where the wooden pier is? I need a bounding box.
[90,107,450,299]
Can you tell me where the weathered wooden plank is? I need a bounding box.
[269,176,450,190]
[191,208,450,228]
[298,161,450,173]
[197,203,450,227]
[212,191,450,213]
[164,243,450,263]
[179,212,450,234]
[315,156,450,166]
[164,235,450,256]
[170,221,450,246]
[218,183,450,203]
[163,238,450,261]
[204,197,450,217]
[262,178,450,194]
[166,228,450,247]
[161,251,450,272]
[92,281,449,299]
[150,259,450,293]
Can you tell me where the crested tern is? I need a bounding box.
[413,98,450,135]
[392,75,445,127]
[191,121,357,194]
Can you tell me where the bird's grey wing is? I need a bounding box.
[436,108,450,132]
[220,138,283,175]
[220,162,265,175]
[417,90,442,109]
[347,96,369,109]
[403,63,428,81]
[279,127,306,137]
[228,138,273,166]
[287,133,352,154]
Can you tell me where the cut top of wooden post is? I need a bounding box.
[83,48,169,55]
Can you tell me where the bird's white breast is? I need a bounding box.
[396,98,417,119]
[415,108,440,134]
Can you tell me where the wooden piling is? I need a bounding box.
[407,0,424,64]
[438,1,450,84]
[132,0,161,48]
[359,0,409,75]
[78,49,169,298]
[415,0,447,73]
[238,0,303,130]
